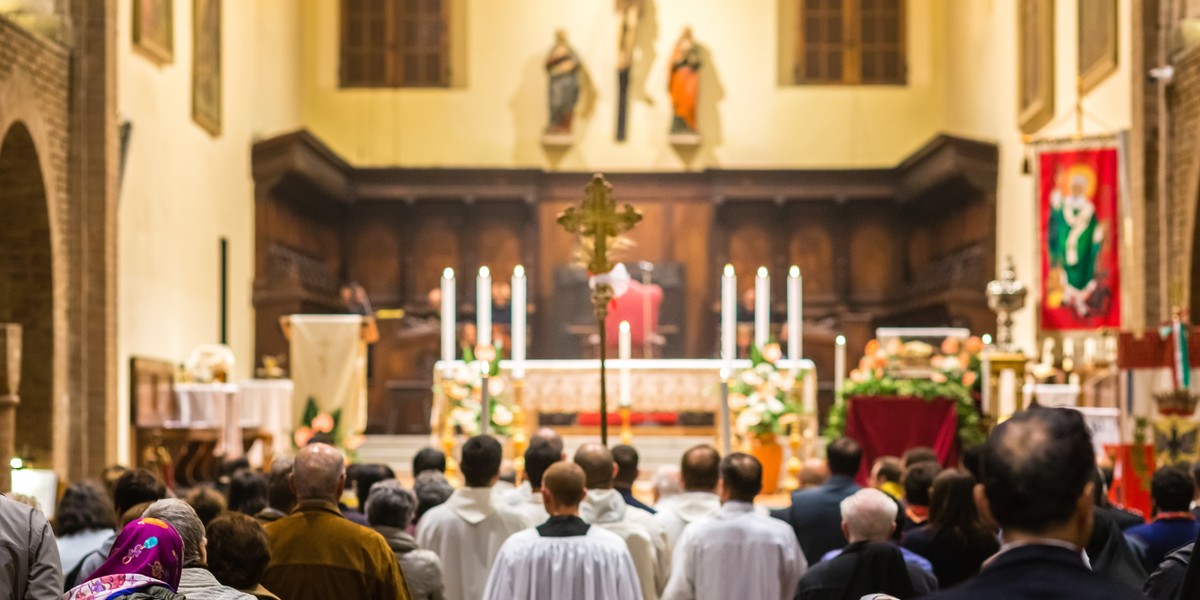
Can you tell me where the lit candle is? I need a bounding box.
[787,265,802,367]
[479,360,490,436]
[721,264,736,371]
[441,268,456,371]
[477,266,492,349]
[1105,335,1118,362]
[755,267,770,349]
[982,333,993,346]
[1062,337,1075,372]
[1041,337,1055,366]
[619,321,632,407]
[512,265,527,380]
[998,369,1016,418]
[1083,337,1097,367]
[834,335,846,399]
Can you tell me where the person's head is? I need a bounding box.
[87,517,184,589]
[365,479,418,529]
[267,457,296,514]
[903,462,941,507]
[184,486,227,527]
[461,435,503,488]
[826,437,864,478]
[291,443,347,502]
[541,462,588,515]
[524,442,562,492]
[227,469,269,516]
[112,469,167,516]
[869,456,902,490]
[902,446,938,469]
[54,481,117,537]
[840,488,899,543]
[961,444,985,481]
[352,464,396,511]
[574,443,617,490]
[143,498,207,567]
[530,427,565,457]
[612,445,641,487]
[1151,466,1195,513]
[206,512,270,591]
[413,471,454,522]
[652,465,683,503]
[929,469,992,542]
[980,407,1095,546]
[412,448,447,476]
[799,458,830,489]
[498,460,517,485]
[718,453,762,503]
[680,445,721,492]
[120,502,154,528]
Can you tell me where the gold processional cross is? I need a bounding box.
[557,174,642,445]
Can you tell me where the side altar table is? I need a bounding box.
[843,396,960,485]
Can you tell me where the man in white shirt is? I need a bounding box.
[576,443,671,600]
[483,462,642,600]
[662,452,807,600]
[417,435,533,600]
[653,445,722,548]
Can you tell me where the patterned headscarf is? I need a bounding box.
[66,517,184,599]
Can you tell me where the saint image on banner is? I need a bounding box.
[1038,146,1121,330]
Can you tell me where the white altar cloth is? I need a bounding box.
[174,382,242,458]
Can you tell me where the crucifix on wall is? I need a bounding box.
[615,0,643,142]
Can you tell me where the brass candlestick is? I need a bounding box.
[780,414,802,493]
[438,379,461,485]
[619,406,633,445]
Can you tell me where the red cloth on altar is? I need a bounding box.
[844,396,961,486]
[605,280,663,349]
[577,412,677,426]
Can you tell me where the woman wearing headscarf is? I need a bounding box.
[62,517,185,600]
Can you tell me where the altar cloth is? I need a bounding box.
[844,396,960,485]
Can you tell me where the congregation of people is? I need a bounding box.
[9,407,1200,598]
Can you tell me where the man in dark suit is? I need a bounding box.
[612,444,656,514]
[926,407,1145,599]
[773,437,864,564]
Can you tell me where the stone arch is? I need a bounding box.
[0,122,55,467]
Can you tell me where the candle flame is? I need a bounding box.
[757,266,768,278]
[723,264,735,277]
[835,335,846,346]
[982,334,993,345]
[479,266,490,278]
[619,321,631,333]
[789,265,800,278]
[513,264,525,278]
[443,267,454,279]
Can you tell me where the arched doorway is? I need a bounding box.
[0,123,54,467]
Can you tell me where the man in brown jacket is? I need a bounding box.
[263,443,410,600]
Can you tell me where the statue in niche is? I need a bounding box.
[545,30,582,135]
[669,27,701,136]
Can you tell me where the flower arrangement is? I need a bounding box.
[728,342,807,438]
[293,396,366,454]
[825,336,986,446]
[441,344,517,436]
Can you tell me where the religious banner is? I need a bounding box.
[1037,145,1122,330]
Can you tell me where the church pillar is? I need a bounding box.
[0,324,20,493]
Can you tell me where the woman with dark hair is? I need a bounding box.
[351,464,396,514]
[901,469,999,588]
[207,512,280,599]
[227,469,270,516]
[54,481,117,582]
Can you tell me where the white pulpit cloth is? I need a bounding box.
[237,379,295,461]
[174,383,242,458]
[288,315,368,434]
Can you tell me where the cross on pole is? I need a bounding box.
[558,174,642,445]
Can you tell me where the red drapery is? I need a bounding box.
[844,396,961,486]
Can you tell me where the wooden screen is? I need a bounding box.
[796,0,905,85]
[340,0,449,88]
[1078,0,1117,93]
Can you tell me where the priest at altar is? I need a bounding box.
[483,462,642,600]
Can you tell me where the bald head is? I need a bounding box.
[681,445,720,492]
[292,443,346,501]
[574,443,616,489]
[543,462,587,509]
[531,428,565,456]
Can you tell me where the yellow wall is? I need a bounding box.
[115,0,301,461]
[942,0,1135,352]
[299,0,946,170]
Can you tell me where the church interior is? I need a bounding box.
[3,0,1200,522]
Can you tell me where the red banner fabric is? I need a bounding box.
[844,396,961,486]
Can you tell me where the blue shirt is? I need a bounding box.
[821,543,935,575]
[1125,517,1200,571]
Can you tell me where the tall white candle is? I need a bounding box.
[834,335,846,398]
[619,321,632,407]
[479,360,491,436]
[998,369,1016,418]
[441,268,455,370]
[787,265,802,365]
[755,267,770,348]
[512,265,527,380]
[477,266,492,349]
[1083,337,1097,367]
[721,264,736,370]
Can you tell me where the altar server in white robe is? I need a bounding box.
[483,462,643,600]
[575,443,671,600]
[417,435,534,600]
[653,444,723,548]
[500,428,565,513]
[662,453,807,600]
